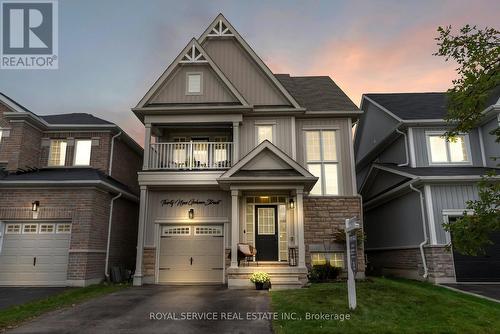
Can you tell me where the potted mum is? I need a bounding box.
[250,272,271,290]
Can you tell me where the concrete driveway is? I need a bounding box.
[7,285,273,334]
[0,287,69,311]
[443,284,500,302]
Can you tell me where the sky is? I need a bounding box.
[1,0,499,144]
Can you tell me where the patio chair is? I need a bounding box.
[237,243,257,267]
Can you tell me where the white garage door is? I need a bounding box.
[0,222,71,286]
[159,225,224,284]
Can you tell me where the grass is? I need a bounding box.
[0,283,128,331]
[271,277,500,334]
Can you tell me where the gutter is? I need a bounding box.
[409,183,429,279]
[109,131,122,175]
[105,192,122,281]
[395,129,409,167]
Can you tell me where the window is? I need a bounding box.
[194,226,223,236]
[39,224,55,233]
[311,252,345,268]
[22,224,38,234]
[162,226,191,236]
[48,140,67,166]
[186,73,202,94]
[74,139,92,166]
[56,223,71,233]
[305,130,339,195]
[5,223,21,234]
[257,207,275,235]
[426,132,471,165]
[256,125,274,144]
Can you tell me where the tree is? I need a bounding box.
[435,25,500,256]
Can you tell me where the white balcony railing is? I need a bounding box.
[148,142,233,170]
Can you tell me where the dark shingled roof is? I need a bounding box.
[40,113,113,125]
[275,74,359,111]
[365,92,448,120]
[377,164,499,177]
[0,168,135,194]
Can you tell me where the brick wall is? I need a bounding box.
[303,196,364,272]
[2,121,42,171]
[108,197,139,271]
[110,137,142,194]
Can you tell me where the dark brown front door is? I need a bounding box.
[255,205,278,261]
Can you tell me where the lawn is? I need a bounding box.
[271,277,500,334]
[0,283,128,331]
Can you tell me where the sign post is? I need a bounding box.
[345,217,360,310]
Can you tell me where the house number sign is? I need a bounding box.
[161,199,222,207]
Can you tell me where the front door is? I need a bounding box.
[255,205,278,261]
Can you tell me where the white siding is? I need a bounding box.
[240,116,293,157]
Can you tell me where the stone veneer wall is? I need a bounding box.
[303,196,364,273]
[367,246,456,283]
[143,247,156,281]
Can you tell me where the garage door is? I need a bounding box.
[0,222,71,286]
[159,225,224,284]
[453,231,500,282]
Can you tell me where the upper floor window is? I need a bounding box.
[305,130,339,195]
[426,132,471,165]
[74,139,92,166]
[256,124,274,145]
[48,140,67,166]
[186,73,202,95]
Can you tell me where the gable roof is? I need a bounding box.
[136,38,249,109]
[375,164,499,178]
[199,14,301,109]
[364,93,448,120]
[276,74,359,111]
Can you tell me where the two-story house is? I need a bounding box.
[0,93,143,286]
[355,92,500,283]
[131,14,364,289]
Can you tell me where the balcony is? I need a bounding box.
[147,141,233,170]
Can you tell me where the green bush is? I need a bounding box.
[308,264,342,282]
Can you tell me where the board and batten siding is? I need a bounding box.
[202,39,290,106]
[429,183,479,244]
[296,117,355,196]
[144,190,230,246]
[411,127,483,167]
[365,190,424,249]
[150,65,238,104]
[480,116,500,167]
[240,116,293,157]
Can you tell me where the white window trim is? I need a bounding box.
[22,223,38,234]
[425,131,473,166]
[255,122,276,146]
[48,139,68,167]
[442,209,474,244]
[39,223,56,234]
[186,72,203,95]
[5,223,21,234]
[193,225,223,236]
[56,223,72,234]
[304,129,341,196]
[73,139,92,166]
[162,225,191,236]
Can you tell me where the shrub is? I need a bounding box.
[308,264,342,283]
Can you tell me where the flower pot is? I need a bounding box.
[255,282,264,290]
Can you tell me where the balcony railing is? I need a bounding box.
[148,142,233,170]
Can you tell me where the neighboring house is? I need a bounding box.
[355,91,500,283]
[132,14,363,289]
[0,93,143,287]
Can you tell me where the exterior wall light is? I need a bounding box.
[289,199,295,209]
[188,208,194,219]
[32,201,40,212]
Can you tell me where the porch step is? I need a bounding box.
[242,261,289,267]
[227,266,308,290]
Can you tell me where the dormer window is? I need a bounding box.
[186,73,202,95]
[74,139,92,166]
[426,131,471,165]
[48,140,67,166]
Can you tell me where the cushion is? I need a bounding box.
[238,244,251,256]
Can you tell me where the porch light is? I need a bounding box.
[188,208,194,220]
[289,199,295,209]
[32,201,40,212]
[259,196,269,200]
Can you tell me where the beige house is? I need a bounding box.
[132,14,364,288]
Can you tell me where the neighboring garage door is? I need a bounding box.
[453,231,500,282]
[0,222,71,286]
[159,225,224,284]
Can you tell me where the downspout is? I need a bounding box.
[105,192,122,281]
[396,128,409,167]
[409,183,429,278]
[108,131,122,176]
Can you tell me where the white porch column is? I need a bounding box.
[296,188,306,267]
[143,124,151,170]
[133,186,148,286]
[232,122,239,165]
[230,189,240,268]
